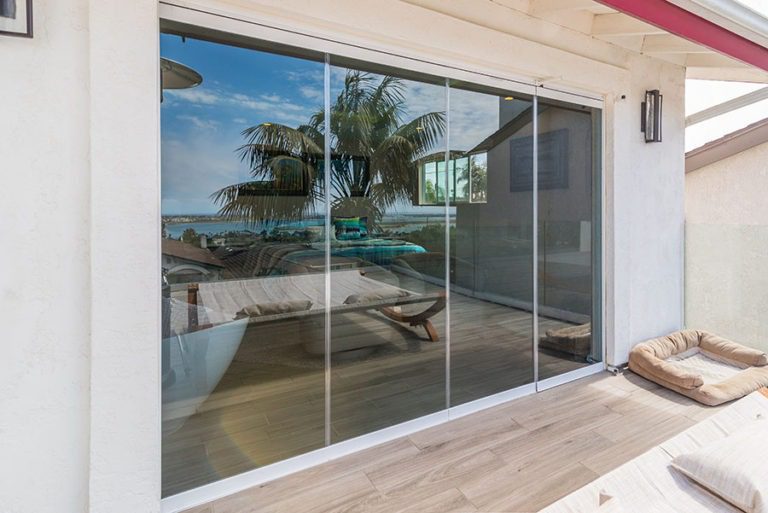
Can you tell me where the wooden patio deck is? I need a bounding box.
[181,371,723,513]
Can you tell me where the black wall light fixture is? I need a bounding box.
[641,89,663,143]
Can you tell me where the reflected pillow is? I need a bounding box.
[344,288,409,304]
[671,420,768,513]
[334,216,368,240]
[234,299,312,319]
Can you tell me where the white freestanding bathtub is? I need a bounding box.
[162,299,248,435]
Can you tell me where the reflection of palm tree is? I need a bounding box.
[469,157,487,202]
[212,71,445,226]
[454,155,487,203]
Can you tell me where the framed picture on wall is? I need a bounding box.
[0,0,32,38]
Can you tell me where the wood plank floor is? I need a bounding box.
[163,280,591,496]
[180,371,724,513]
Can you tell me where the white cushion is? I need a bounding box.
[671,420,768,513]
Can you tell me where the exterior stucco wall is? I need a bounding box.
[686,142,768,225]
[0,1,684,511]
[608,57,687,365]
[0,1,160,512]
[88,1,160,512]
[685,142,768,351]
[0,2,91,512]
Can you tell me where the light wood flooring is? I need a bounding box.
[163,278,591,497]
[181,371,723,513]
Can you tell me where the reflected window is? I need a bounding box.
[417,155,486,205]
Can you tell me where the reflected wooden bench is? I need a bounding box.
[185,269,446,344]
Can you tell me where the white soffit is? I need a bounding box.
[412,0,768,82]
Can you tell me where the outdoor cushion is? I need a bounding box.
[629,330,768,405]
[538,391,768,513]
[671,420,768,513]
[234,299,312,319]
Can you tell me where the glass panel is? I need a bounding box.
[160,32,326,496]
[449,85,535,405]
[158,21,606,495]
[328,60,447,442]
[536,98,602,380]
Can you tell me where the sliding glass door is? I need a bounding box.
[159,21,602,498]
[326,60,448,441]
[448,83,535,405]
[536,98,602,382]
[159,34,328,496]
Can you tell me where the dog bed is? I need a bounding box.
[628,330,768,406]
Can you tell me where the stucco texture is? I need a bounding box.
[686,142,768,353]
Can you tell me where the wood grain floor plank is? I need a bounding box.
[182,371,722,513]
[461,431,611,508]
[469,462,599,513]
[581,415,697,476]
[366,448,505,493]
[212,471,375,513]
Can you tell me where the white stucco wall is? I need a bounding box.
[0,0,685,511]
[608,58,687,365]
[685,142,768,351]
[0,1,160,512]
[88,1,160,512]
[686,142,768,224]
[0,3,91,512]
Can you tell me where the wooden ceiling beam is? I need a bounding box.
[591,13,666,36]
[642,34,712,54]
[530,0,600,15]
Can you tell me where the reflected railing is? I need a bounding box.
[685,223,768,352]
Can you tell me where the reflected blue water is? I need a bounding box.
[164,213,453,239]
[164,220,320,238]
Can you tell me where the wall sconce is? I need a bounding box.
[641,90,663,143]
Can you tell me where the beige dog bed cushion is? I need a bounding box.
[629,330,768,406]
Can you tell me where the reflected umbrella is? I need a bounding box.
[160,57,203,101]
